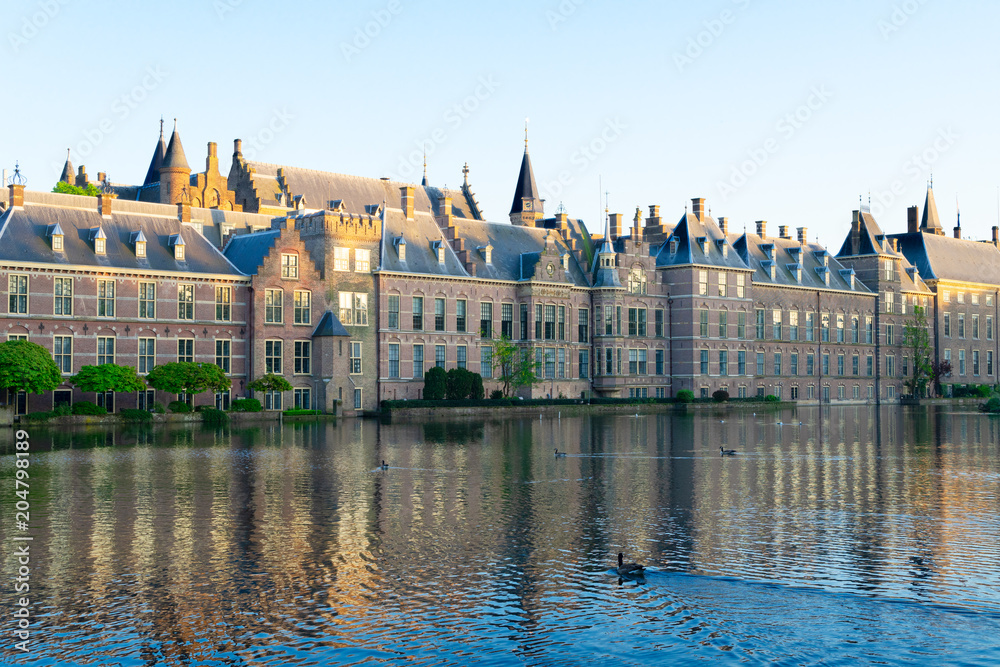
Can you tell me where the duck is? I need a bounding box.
[720,446,737,456]
[554,448,567,458]
[379,460,389,470]
[617,552,645,576]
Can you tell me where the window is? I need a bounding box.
[756,309,765,339]
[719,311,728,338]
[579,350,590,379]
[579,309,589,343]
[629,268,647,295]
[989,295,995,307]
[836,314,845,343]
[354,388,362,410]
[837,354,844,376]
[719,350,728,376]
[886,324,894,346]
[264,391,283,411]
[944,313,951,337]
[559,348,567,378]
[340,292,354,326]
[822,354,830,376]
[97,336,115,365]
[435,298,446,332]
[388,295,400,329]
[54,277,72,316]
[137,390,155,412]
[700,309,709,338]
[852,355,860,376]
[216,390,231,411]
[413,344,424,378]
[772,309,782,340]
[354,293,368,326]
[736,274,745,298]
[851,316,859,343]
[178,284,194,320]
[216,286,232,321]
[388,343,400,378]
[265,340,283,374]
[629,308,638,336]
[52,234,63,252]
[543,348,555,379]
[294,388,311,410]
[435,344,446,368]
[53,335,72,373]
[8,275,27,314]
[989,351,994,376]
[629,349,638,375]
[989,316,994,341]
[413,296,424,331]
[737,350,746,375]
[656,349,665,375]
[789,311,799,341]
[97,279,115,317]
[886,355,895,377]
[655,309,664,337]
[355,249,370,273]
[265,289,283,323]
[457,345,467,370]
[481,346,493,379]
[559,306,566,340]
[216,339,231,373]
[519,303,528,340]
[884,291,894,314]
[737,312,746,340]
[481,302,493,339]
[957,291,965,304]
[294,341,311,374]
[606,347,614,375]
[756,352,764,376]
[958,314,965,339]
[334,247,350,271]
[791,353,798,375]
[350,342,362,374]
[973,350,980,376]
[943,290,951,303]
[138,338,155,374]
[457,300,467,333]
[866,355,874,376]
[959,349,966,376]
[544,305,555,340]
[865,317,873,344]
[605,305,613,336]
[700,350,709,375]
[821,313,830,342]
[617,307,622,336]
[973,315,980,340]
[699,270,708,296]
[177,339,194,363]
[807,354,815,376]
[774,353,782,376]
[502,303,513,338]
[294,290,311,325]
[718,272,727,297]
[139,282,156,319]
[281,253,299,279]
[806,312,815,342]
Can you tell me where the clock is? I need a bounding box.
[524,200,533,211]
[546,262,555,277]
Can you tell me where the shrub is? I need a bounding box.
[119,408,153,422]
[52,404,72,417]
[168,400,192,414]
[71,401,107,415]
[712,389,730,403]
[490,389,505,400]
[23,411,55,422]
[152,402,166,414]
[764,394,780,403]
[446,367,475,400]
[984,397,1000,413]
[676,390,695,403]
[469,373,485,400]
[423,366,447,400]
[231,398,262,413]
[201,407,229,425]
[282,409,320,416]
[976,384,992,398]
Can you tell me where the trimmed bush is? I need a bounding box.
[231,398,262,413]
[201,407,229,425]
[167,400,192,414]
[120,408,153,422]
[676,390,695,403]
[712,389,730,403]
[446,367,475,400]
[52,404,72,417]
[764,394,780,403]
[71,401,107,415]
[152,402,166,414]
[469,373,485,400]
[24,411,55,422]
[423,366,447,400]
[283,409,321,416]
[490,389,505,400]
[984,397,1000,413]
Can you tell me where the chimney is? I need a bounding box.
[778,225,789,239]
[75,165,89,187]
[890,238,899,252]
[755,220,767,237]
[8,183,24,209]
[691,198,705,221]
[233,139,243,159]
[178,200,191,223]
[649,204,660,219]
[907,206,918,234]
[609,213,623,240]
[954,225,961,239]
[400,186,414,220]
[993,226,998,247]
[207,142,219,173]
[797,227,808,245]
[718,216,728,235]
[97,192,116,218]
[850,210,861,256]
[97,172,106,184]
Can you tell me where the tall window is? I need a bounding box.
[944,313,951,337]
[53,335,72,373]
[334,247,350,271]
[836,314,845,343]
[519,303,528,340]
[851,316,859,343]
[457,300,467,333]
[973,314,980,340]
[577,308,588,343]
[350,342,362,374]
[655,309,663,337]
[457,345,467,370]
[265,340,283,374]
[481,346,493,379]
[8,275,27,314]
[989,350,994,376]
[435,344,446,368]
[294,341,311,374]
[736,274,745,298]
[700,350,709,375]
[558,306,566,340]
[178,284,194,320]
[502,303,513,338]
[281,253,299,279]
[97,279,115,317]
[973,350,980,376]
[580,350,590,379]
[656,349,665,375]
[789,311,799,341]
[887,324,895,345]
[958,314,966,339]
[756,352,765,376]
[388,343,400,378]
[412,296,424,331]
[738,311,746,339]
[605,305,613,336]
[355,249,370,273]
[265,289,283,323]
[629,308,638,336]
[989,316,994,341]
[738,350,746,375]
[773,309,782,340]
[629,268,647,295]
[774,352,782,376]
[294,388,311,410]
[700,310,709,338]
[138,338,155,374]
[719,311,728,339]
[177,339,194,363]
[481,302,493,339]
[637,349,647,375]
[629,349,638,375]
[216,339,231,373]
[435,298,446,332]
[340,292,354,326]
[719,350,728,376]
[54,277,72,316]
[806,312,815,342]
[821,313,830,342]
[294,290,311,325]
[865,317,874,344]
[139,282,156,319]
[544,305,555,340]
[215,286,232,321]
[756,309,765,339]
[698,270,708,296]
[718,272,727,297]
[413,344,424,378]
[388,295,400,329]
[959,349,966,376]
[97,337,115,365]
[354,293,368,326]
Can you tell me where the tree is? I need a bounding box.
[423,366,447,400]
[930,359,953,397]
[70,364,146,394]
[903,305,933,397]
[146,362,231,396]
[491,334,541,398]
[246,373,292,394]
[0,340,62,395]
[446,367,475,400]
[52,181,101,196]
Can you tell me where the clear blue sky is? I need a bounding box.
[4,0,998,246]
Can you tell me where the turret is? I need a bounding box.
[509,127,544,226]
[159,119,191,205]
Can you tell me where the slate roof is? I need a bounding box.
[222,229,281,275]
[312,311,349,337]
[380,211,469,278]
[59,152,73,184]
[921,185,942,233]
[0,196,244,276]
[143,123,167,186]
[509,148,540,214]
[161,124,189,171]
[891,231,1000,285]
[654,211,750,271]
[735,233,871,293]
[836,211,891,257]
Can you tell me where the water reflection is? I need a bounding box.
[1,407,999,665]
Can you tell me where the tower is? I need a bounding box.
[920,179,944,235]
[59,149,73,185]
[508,124,543,226]
[159,119,191,205]
[143,118,167,186]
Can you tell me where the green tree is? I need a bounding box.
[70,364,146,394]
[446,367,475,400]
[423,366,447,400]
[904,305,933,397]
[0,340,62,395]
[492,334,541,398]
[146,362,231,396]
[246,373,292,394]
[52,181,101,196]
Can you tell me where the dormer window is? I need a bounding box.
[761,244,774,260]
[669,237,678,254]
[432,241,445,264]
[813,249,829,267]
[92,227,107,255]
[816,266,830,286]
[49,223,64,252]
[762,260,776,281]
[788,263,803,284]
[697,236,708,254]
[480,245,493,264]
[841,268,856,290]
[131,230,148,258]
[169,234,185,261]
[715,238,728,258]
[394,236,406,261]
[561,253,569,271]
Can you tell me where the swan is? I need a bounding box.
[720,446,737,456]
[379,460,389,470]
[554,448,567,458]
[617,552,645,576]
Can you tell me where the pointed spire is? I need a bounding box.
[161,118,190,172]
[59,149,74,184]
[525,117,529,150]
[143,117,168,186]
[421,145,428,187]
[509,128,542,219]
[920,179,942,234]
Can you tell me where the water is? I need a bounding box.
[2,406,1000,665]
